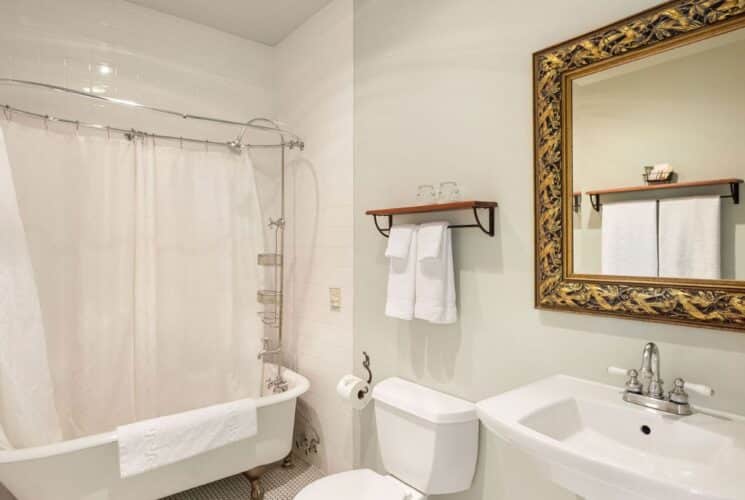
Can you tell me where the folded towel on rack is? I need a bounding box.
[385,224,416,259]
[601,200,658,277]
[117,398,257,478]
[416,221,446,260]
[415,222,457,324]
[385,225,417,320]
[659,196,721,279]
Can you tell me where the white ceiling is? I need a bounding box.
[126,0,334,46]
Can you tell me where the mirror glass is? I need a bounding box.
[571,28,745,280]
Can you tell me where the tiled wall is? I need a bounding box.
[0,0,274,137]
[0,0,281,232]
[275,0,355,475]
[0,0,355,494]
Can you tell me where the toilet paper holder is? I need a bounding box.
[360,351,372,398]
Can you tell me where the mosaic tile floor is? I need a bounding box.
[164,459,324,500]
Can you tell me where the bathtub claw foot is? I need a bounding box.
[248,477,264,500]
[243,468,266,500]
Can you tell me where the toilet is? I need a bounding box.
[296,377,479,500]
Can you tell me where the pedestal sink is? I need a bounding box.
[476,375,745,500]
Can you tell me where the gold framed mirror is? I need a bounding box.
[534,0,745,331]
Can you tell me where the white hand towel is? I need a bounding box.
[415,223,457,324]
[117,398,257,478]
[385,225,417,320]
[659,196,721,279]
[601,200,658,277]
[416,221,446,260]
[385,224,416,259]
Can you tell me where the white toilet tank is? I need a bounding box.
[372,378,479,495]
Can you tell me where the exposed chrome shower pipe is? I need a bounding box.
[258,141,290,393]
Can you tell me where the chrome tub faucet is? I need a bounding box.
[257,337,281,360]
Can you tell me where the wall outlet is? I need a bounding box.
[329,287,342,311]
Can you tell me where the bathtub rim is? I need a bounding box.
[0,364,308,464]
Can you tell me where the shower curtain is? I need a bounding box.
[0,122,264,448]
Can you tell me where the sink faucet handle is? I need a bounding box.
[608,367,643,394]
[682,379,715,397]
[669,378,715,405]
[608,366,632,377]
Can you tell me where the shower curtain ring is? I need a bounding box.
[204,139,208,152]
[2,105,10,121]
[44,115,49,130]
[106,126,111,140]
[179,137,183,149]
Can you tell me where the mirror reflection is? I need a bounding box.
[571,28,745,280]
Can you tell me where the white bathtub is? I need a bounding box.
[0,366,309,500]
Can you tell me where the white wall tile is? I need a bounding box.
[0,0,354,491]
[275,0,355,474]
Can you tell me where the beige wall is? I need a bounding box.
[276,0,355,474]
[353,1,745,499]
[572,38,745,277]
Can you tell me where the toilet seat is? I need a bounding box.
[296,469,421,500]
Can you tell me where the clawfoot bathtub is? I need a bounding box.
[0,366,309,500]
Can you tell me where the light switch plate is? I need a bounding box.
[329,287,341,311]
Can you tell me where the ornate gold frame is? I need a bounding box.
[534,0,745,331]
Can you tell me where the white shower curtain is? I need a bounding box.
[133,138,265,419]
[0,127,62,449]
[0,122,264,447]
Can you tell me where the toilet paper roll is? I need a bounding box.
[336,374,371,410]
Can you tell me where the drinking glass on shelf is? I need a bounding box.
[416,184,437,205]
[437,181,461,203]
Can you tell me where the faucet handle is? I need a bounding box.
[682,379,715,397]
[608,366,642,394]
[608,366,632,377]
[669,378,715,405]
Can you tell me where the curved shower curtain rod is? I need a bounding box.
[0,78,304,150]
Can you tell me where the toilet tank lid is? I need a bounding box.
[372,377,477,424]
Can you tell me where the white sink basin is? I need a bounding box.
[476,375,745,500]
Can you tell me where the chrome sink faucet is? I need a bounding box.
[609,342,715,416]
[640,342,664,399]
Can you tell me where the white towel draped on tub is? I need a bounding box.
[385,225,417,320]
[601,200,658,277]
[659,196,721,279]
[415,222,457,324]
[117,398,258,478]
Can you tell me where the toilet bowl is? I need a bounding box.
[296,377,479,500]
[295,469,425,500]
